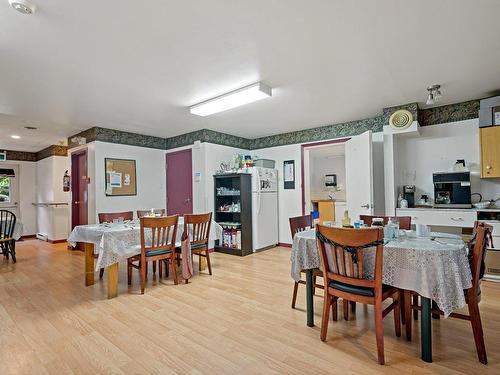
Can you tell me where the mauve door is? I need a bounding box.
[71,150,88,250]
[166,149,193,215]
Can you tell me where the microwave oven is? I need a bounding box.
[433,172,472,209]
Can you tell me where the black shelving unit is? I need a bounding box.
[214,173,253,256]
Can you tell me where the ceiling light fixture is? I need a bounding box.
[11,135,21,139]
[190,82,272,116]
[8,0,36,15]
[426,84,441,106]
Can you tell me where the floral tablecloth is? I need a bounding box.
[291,229,472,317]
[68,217,222,271]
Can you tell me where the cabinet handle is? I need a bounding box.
[412,216,418,219]
[450,217,463,221]
[486,165,492,170]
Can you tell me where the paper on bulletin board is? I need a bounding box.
[284,162,294,182]
[124,174,131,186]
[109,172,122,187]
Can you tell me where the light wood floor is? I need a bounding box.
[1,240,499,375]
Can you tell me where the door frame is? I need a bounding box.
[165,148,193,215]
[300,138,350,215]
[71,148,88,231]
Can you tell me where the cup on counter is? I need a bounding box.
[416,224,431,237]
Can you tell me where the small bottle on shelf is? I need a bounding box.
[231,226,237,249]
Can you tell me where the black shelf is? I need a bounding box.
[214,173,253,256]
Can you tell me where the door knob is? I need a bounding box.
[361,204,370,208]
[185,198,191,203]
[74,201,80,204]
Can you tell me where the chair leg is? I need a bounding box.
[320,294,331,341]
[332,297,338,321]
[393,292,401,338]
[145,262,148,281]
[404,290,412,341]
[140,261,146,294]
[412,294,419,320]
[153,261,157,275]
[343,299,349,321]
[312,275,316,295]
[9,240,16,263]
[159,260,163,279]
[165,260,169,277]
[205,250,213,275]
[350,301,356,315]
[400,290,406,325]
[171,258,178,285]
[374,300,385,365]
[291,282,299,309]
[467,292,488,364]
[99,268,105,279]
[127,261,132,285]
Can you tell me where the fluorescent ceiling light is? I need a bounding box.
[11,135,21,139]
[190,82,272,116]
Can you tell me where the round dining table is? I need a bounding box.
[291,228,472,363]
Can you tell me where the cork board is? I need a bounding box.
[104,158,137,196]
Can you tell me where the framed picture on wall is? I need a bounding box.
[104,158,137,196]
[283,160,295,189]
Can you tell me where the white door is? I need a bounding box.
[0,164,20,218]
[346,131,374,221]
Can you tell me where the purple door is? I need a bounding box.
[166,149,193,215]
[71,149,88,250]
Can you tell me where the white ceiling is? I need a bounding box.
[309,143,345,159]
[2,0,500,152]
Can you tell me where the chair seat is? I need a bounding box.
[146,248,172,257]
[329,280,392,297]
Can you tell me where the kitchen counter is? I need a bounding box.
[397,207,500,212]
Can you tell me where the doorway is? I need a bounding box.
[0,164,20,219]
[166,149,193,215]
[71,149,88,249]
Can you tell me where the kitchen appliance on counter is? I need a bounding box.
[403,185,415,208]
[433,171,472,208]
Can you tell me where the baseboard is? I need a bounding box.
[278,242,292,248]
[48,239,67,244]
[20,235,36,240]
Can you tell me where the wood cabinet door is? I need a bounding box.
[480,127,500,178]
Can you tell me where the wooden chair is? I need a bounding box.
[289,214,324,309]
[97,211,134,278]
[137,209,166,218]
[178,213,213,276]
[0,210,17,262]
[404,223,492,364]
[127,215,179,294]
[316,224,401,365]
[359,215,412,230]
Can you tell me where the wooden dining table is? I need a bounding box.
[68,217,222,299]
[291,228,473,363]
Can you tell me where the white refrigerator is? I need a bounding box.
[251,167,279,252]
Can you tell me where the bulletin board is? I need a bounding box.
[104,158,137,196]
[283,160,295,189]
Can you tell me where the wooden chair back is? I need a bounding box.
[184,213,212,247]
[289,214,313,239]
[98,211,133,223]
[316,225,385,294]
[140,215,179,256]
[469,223,492,290]
[359,215,412,230]
[0,210,16,240]
[136,209,166,218]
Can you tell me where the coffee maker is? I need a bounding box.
[403,185,415,208]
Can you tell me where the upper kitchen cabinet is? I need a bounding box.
[480,126,500,178]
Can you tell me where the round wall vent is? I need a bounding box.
[9,0,36,15]
[389,109,413,131]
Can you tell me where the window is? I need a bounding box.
[0,176,11,203]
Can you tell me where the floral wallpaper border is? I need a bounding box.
[2,150,37,162]
[36,145,68,160]
[64,99,481,152]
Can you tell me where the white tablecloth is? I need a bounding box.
[291,229,472,317]
[0,220,23,240]
[68,217,222,271]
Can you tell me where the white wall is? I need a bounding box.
[396,119,500,203]
[0,161,36,236]
[36,156,69,241]
[93,141,166,221]
[310,155,346,201]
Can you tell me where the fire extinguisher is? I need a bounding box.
[63,170,70,192]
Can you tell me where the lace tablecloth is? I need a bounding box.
[68,218,222,271]
[291,229,472,317]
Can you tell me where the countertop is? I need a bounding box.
[396,207,500,212]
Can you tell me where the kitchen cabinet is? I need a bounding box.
[480,126,500,178]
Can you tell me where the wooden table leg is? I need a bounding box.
[84,243,95,287]
[107,263,119,299]
[421,297,432,363]
[306,269,314,327]
[199,256,207,271]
